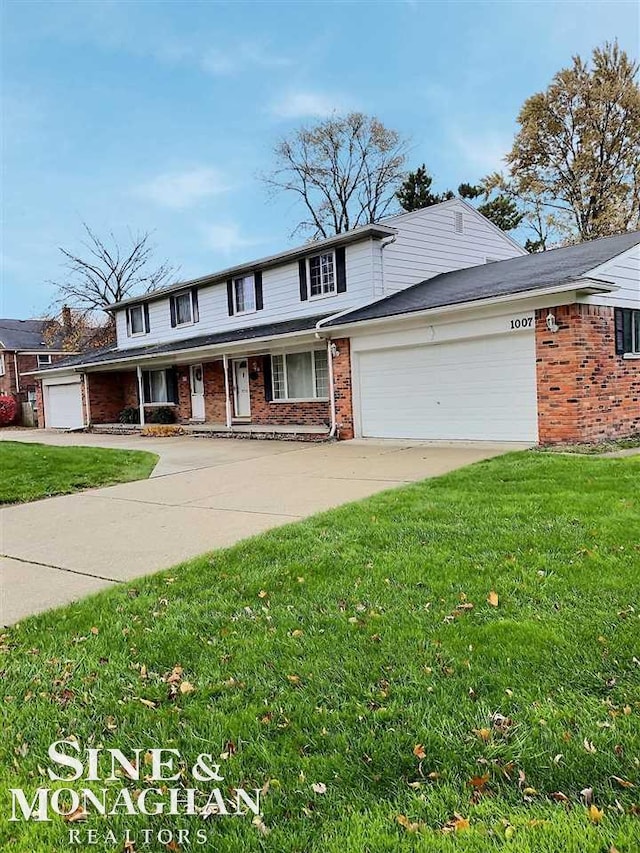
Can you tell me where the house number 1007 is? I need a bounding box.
[510,317,533,329]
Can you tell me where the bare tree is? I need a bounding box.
[50,223,177,313]
[265,113,408,238]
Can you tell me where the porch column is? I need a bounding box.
[136,365,146,426]
[222,354,232,429]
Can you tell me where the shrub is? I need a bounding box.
[118,406,140,425]
[141,425,184,438]
[146,407,176,424]
[0,395,18,426]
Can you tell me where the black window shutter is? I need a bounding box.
[166,368,179,404]
[142,371,151,404]
[143,304,150,333]
[335,246,347,293]
[254,271,263,310]
[169,296,177,328]
[263,355,273,402]
[191,288,199,323]
[227,279,235,316]
[298,259,308,301]
[615,308,632,355]
[126,309,132,337]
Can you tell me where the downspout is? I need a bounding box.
[136,365,146,427]
[83,373,91,427]
[327,339,337,439]
[13,353,20,393]
[379,234,396,295]
[222,354,232,429]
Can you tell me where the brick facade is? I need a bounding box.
[332,338,354,439]
[85,371,138,424]
[0,352,67,401]
[536,304,640,444]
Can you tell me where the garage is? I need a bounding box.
[355,331,538,442]
[44,378,84,429]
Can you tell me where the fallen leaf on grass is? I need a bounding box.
[469,773,490,791]
[583,738,597,753]
[138,698,157,709]
[252,815,271,836]
[311,782,326,794]
[413,744,426,760]
[179,681,195,695]
[611,775,634,789]
[550,791,570,803]
[442,813,470,833]
[64,806,87,823]
[396,814,423,833]
[588,804,604,824]
[473,728,491,742]
[487,591,499,607]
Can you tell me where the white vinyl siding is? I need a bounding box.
[580,244,640,310]
[381,200,526,294]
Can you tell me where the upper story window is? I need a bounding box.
[0,353,5,375]
[298,246,346,302]
[127,304,147,336]
[233,276,256,314]
[170,289,199,328]
[616,308,640,356]
[226,272,263,316]
[308,252,335,298]
[37,354,52,367]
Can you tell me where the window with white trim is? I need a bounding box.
[233,276,255,314]
[271,350,329,400]
[308,252,335,297]
[0,353,5,375]
[142,369,177,404]
[127,304,145,335]
[37,354,52,367]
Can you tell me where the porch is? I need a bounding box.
[88,421,330,440]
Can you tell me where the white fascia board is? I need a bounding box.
[25,328,323,375]
[317,280,618,337]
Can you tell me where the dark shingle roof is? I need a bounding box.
[323,231,640,327]
[38,314,329,371]
[0,318,65,351]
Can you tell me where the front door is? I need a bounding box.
[190,364,205,421]
[232,358,251,419]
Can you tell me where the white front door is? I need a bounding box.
[232,358,251,418]
[190,364,205,421]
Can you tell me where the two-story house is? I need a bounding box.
[34,199,640,444]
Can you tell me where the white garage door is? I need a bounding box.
[45,381,84,429]
[356,333,538,442]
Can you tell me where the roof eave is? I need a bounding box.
[108,224,397,312]
[318,279,618,335]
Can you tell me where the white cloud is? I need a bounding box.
[200,223,261,255]
[201,41,292,77]
[269,91,353,119]
[134,168,230,209]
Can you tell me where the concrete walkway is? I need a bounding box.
[1,431,517,624]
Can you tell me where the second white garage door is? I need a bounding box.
[45,380,84,430]
[355,332,538,442]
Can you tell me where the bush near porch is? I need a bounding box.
[0,453,638,851]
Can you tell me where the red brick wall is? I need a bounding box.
[536,304,640,444]
[332,338,354,440]
[86,372,138,423]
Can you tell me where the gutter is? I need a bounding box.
[315,279,618,336]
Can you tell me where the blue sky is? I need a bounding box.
[2,0,638,317]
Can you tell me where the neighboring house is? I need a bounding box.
[33,199,640,444]
[0,314,74,415]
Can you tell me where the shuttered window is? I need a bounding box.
[271,350,329,400]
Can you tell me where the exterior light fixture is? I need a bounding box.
[546,313,559,333]
[330,342,340,358]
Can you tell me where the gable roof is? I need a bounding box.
[0,318,66,352]
[322,231,640,327]
[111,223,396,311]
[34,313,330,373]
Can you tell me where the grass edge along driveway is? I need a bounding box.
[1,451,639,852]
[0,440,158,504]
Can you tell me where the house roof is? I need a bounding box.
[322,230,640,327]
[35,313,330,372]
[111,223,397,311]
[0,318,66,352]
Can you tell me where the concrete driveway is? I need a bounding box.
[1,431,515,624]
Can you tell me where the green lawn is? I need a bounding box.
[1,452,638,852]
[0,441,158,504]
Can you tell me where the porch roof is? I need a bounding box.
[34,313,330,374]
